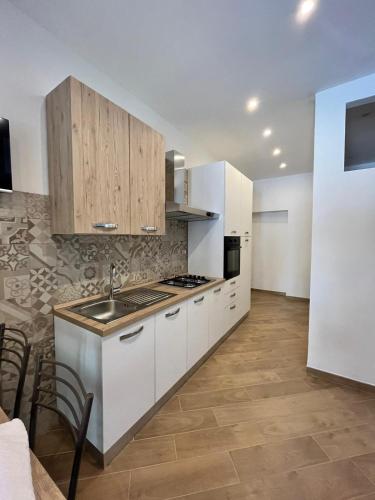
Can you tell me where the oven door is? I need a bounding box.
[224,237,241,280]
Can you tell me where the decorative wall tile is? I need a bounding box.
[0,191,188,425]
[0,243,29,271]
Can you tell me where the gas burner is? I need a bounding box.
[159,274,211,288]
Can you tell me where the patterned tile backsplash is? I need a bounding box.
[0,191,187,420]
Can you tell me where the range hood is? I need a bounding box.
[165,150,219,222]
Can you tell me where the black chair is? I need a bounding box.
[29,354,94,500]
[0,323,31,418]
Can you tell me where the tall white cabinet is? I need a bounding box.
[188,160,253,317]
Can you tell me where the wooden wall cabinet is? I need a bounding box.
[46,76,165,235]
[129,116,165,235]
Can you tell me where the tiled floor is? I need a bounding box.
[36,291,375,499]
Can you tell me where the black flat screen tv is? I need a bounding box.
[0,118,12,192]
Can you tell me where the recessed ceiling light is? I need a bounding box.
[246,97,259,112]
[279,162,287,169]
[296,0,318,23]
[272,148,282,156]
[262,128,272,138]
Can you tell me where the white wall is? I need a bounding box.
[252,173,313,298]
[0,0,214,195]
[308,73,375,386]
[252,211,288,293]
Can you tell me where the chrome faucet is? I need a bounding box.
[108,263,121,299]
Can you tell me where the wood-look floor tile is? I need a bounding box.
[135,409,217,439]
[35,428,75,457]
[196,357,303,378]
[157,395,181,414]
[109,435,176,471]
[262,459,375,500]
[175,421,265,459]
[213,348,306,364]
[40,436,176,482]
[313,424,375,460]
[179,387,251,411]
[58,471,131,500]
[259,407,372,442]
[177,370,281,395]
[129,453,239,500]
[245,379,316,401]
[352,452,375,483]
[232,436,329,481]
[168,480,268,500]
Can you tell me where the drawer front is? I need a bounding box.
[224,278,240,294]
[187,293,209,369]
[155,302,187,400]
[102,316,155,451]
[224,300,240,332]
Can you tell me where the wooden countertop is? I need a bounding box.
[53,277,225,337]
[0,408,64,500]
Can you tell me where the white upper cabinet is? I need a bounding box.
[155,302,187,401]
[224,163,242,236]
[240,176,253,236]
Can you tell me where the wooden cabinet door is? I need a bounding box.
[155,302,187,401]
[72,78,130,234]
[187,293,209,369]
[102,316,155,451]
[240,176,253,236]
[224,163,242,236]
[129,116,165,235]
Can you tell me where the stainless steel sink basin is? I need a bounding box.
[70,299,138,324]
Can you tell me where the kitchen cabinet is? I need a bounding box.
[46,76,165,235]
[130,116,166,235]
[209,285,225,347]
[224,300,240,332]
[155,302,187,400]
[102,316,155,450]
[240,176,253,236]
[239,236,252,317]
[224,164,242,236]
[187,292,209,369]
[46,76,130,234]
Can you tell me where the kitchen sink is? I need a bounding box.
[69,299,138,324]
[69,288,176,324]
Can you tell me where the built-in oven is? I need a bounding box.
[224,236,240,280]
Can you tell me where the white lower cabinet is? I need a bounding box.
[102,316,155,451]
[187,292,209,369]
[239,236,252,318]
[224,300,240,331]
[155,302,187,401]
[209,285,225,347]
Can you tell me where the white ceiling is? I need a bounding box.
[10,0,375,179]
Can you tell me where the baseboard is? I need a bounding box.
[251,288,309,302]
[251,288,286,296]
[88,312,249,467]
[307,367,375,393]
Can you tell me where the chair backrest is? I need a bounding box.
[29,354,93,500]
[0,323,31,418]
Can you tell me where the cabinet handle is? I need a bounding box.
[230,305,236,310]
[214,288,222,293]
[231,230,237,234]
[165,307,180,318]
[245,239,249,242]
[230,293,236,298]
[194,296,204,304]
[119,325,143,341]
[93,223,118,230]
[245,231,249,235]
[230,280,236,285]
[141,226,158,232]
